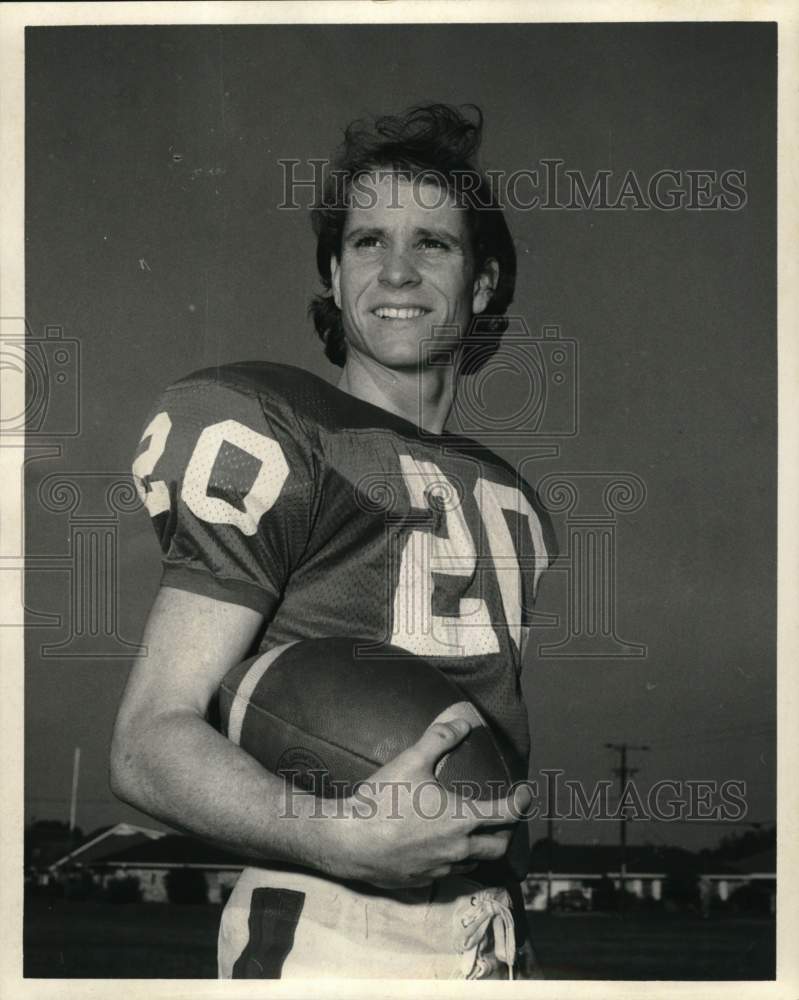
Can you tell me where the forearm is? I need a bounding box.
[110,709,346,876]
[111,580,522,890]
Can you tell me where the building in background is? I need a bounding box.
[35,830,775,913]
[523,842,775,914]
[46,828,244,904]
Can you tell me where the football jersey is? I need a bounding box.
[132,362,556,871]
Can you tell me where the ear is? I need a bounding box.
[472,258,499,315]
[330,256,342,310]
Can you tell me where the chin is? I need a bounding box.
[373,346,430,371]
[355,331,425,367]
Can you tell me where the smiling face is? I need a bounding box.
[330,172,497,372]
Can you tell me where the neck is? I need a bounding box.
[337,351,458,434]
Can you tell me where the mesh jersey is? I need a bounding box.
[132,362,556,869]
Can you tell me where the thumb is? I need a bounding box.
[405,701,478,772]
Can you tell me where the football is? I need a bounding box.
[217,637,511,799]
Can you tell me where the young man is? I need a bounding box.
[112,104,555,979]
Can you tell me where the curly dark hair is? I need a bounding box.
[309,103,517,372]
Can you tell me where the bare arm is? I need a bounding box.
[110,586,344,871]
[110,586,526,887]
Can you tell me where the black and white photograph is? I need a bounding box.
[2,2,796,995]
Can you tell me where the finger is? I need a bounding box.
[450,862,479,876]
[425,865,455,881]
[430,701,482,730]
[450,830,511,863]
[372,876,435,890]
[461,832,513,862]
[457,785,533,826]
[394,869,455,888]
[509,782,534,814]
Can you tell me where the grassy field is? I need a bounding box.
[24,899,222,979]
[526,911,775,980]
[23,898,775,980]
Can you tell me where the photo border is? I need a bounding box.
[1,2,796,998]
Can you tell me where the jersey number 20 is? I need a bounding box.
[133,415,546,657]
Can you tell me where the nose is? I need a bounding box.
[378,245,421,288]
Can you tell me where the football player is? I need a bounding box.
[112,103,556,979]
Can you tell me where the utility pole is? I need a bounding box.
[605,742,649,914]
[69,747,81,836]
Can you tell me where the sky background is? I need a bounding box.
[23,22,776,852]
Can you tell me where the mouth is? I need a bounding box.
[371,306,431,320]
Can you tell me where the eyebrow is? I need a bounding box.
[343,225,467,249]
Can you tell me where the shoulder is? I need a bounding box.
[135,363,331,486]
[161,361,434,439]
[165,361,328,413]
[150,361,345,443]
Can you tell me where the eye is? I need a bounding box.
[419,237,449,250]
[353,235,382,248]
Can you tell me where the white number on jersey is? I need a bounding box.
[132,411,172,517]
[182,420,289,536]
[133,414,289,535]
[391,455,548,658]
[474,477,548,650]
[391,455,499,658]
